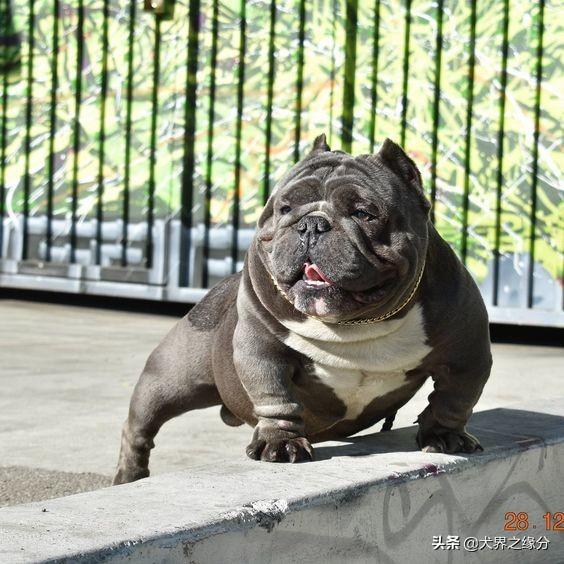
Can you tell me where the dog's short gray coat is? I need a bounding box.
[114,137,491,484]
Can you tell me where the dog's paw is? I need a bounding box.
[416,427,483,454]
[246,437,314,463]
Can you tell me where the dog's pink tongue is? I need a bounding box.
[304,262,328,282]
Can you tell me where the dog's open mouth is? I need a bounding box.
[291,260,393,300]
[274,258,401,316]
[302,261,334,288]
[273,258,404,319]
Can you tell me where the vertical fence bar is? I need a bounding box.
[368,0,381,153]
[146,16,162,270]
[429,0,444,223]
[121,0,137,267]
[328,0,338,146]
[399,0,412,147]
[231,0,246,274]
[527,0,545,309]
[178,0,201,287]
[0,1,12,256]
[261,0,276,206]
[0,63,8,257]
[95,0,110,265]
[45,0,61,262]
[70,0,85,263]
[0,0,15,256]
[202,0,219,288]
[21,0,35,260]
[492,0,510,306]
[341,0,358,153]
[293,0,306,162]
[460,0,477,264]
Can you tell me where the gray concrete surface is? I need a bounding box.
[0,467,110,506]
[1,398,563,563]
[1,299,563,508]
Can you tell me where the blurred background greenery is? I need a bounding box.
[0,0,562,289]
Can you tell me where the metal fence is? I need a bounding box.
[0,0,562,326]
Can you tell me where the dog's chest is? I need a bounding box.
[281,305,431,419]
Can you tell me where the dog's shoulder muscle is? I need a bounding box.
[186,271,242,332]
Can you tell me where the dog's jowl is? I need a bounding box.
[113,136,492,485]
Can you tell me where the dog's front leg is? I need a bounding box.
[233,320,313,463]
[416,354,492,454]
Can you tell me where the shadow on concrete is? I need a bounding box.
[313,408,564,462]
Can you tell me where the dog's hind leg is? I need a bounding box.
[113,319,220,485]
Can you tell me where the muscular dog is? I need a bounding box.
[113,136,492,485]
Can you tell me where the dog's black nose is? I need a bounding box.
[297,215,332,235]
[297,215,331,248]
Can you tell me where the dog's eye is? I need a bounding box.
[351,209,374,221]
[279,205,292,215]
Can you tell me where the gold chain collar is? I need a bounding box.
[269,260,426,325]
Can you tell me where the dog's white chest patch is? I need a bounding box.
[281,304,431,419]
[312,365,411,419]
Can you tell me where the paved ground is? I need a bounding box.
[1,299,562,507]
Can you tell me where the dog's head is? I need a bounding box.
[256,135,430,322]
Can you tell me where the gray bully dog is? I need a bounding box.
[114,136,492,485]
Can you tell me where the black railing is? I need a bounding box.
[0,0,561,321]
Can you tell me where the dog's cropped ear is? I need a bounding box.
[376,139,430,212]
[309,133,331,156]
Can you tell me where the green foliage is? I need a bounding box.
[1,0,562,282]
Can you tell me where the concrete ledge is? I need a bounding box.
[2,398,563,563]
